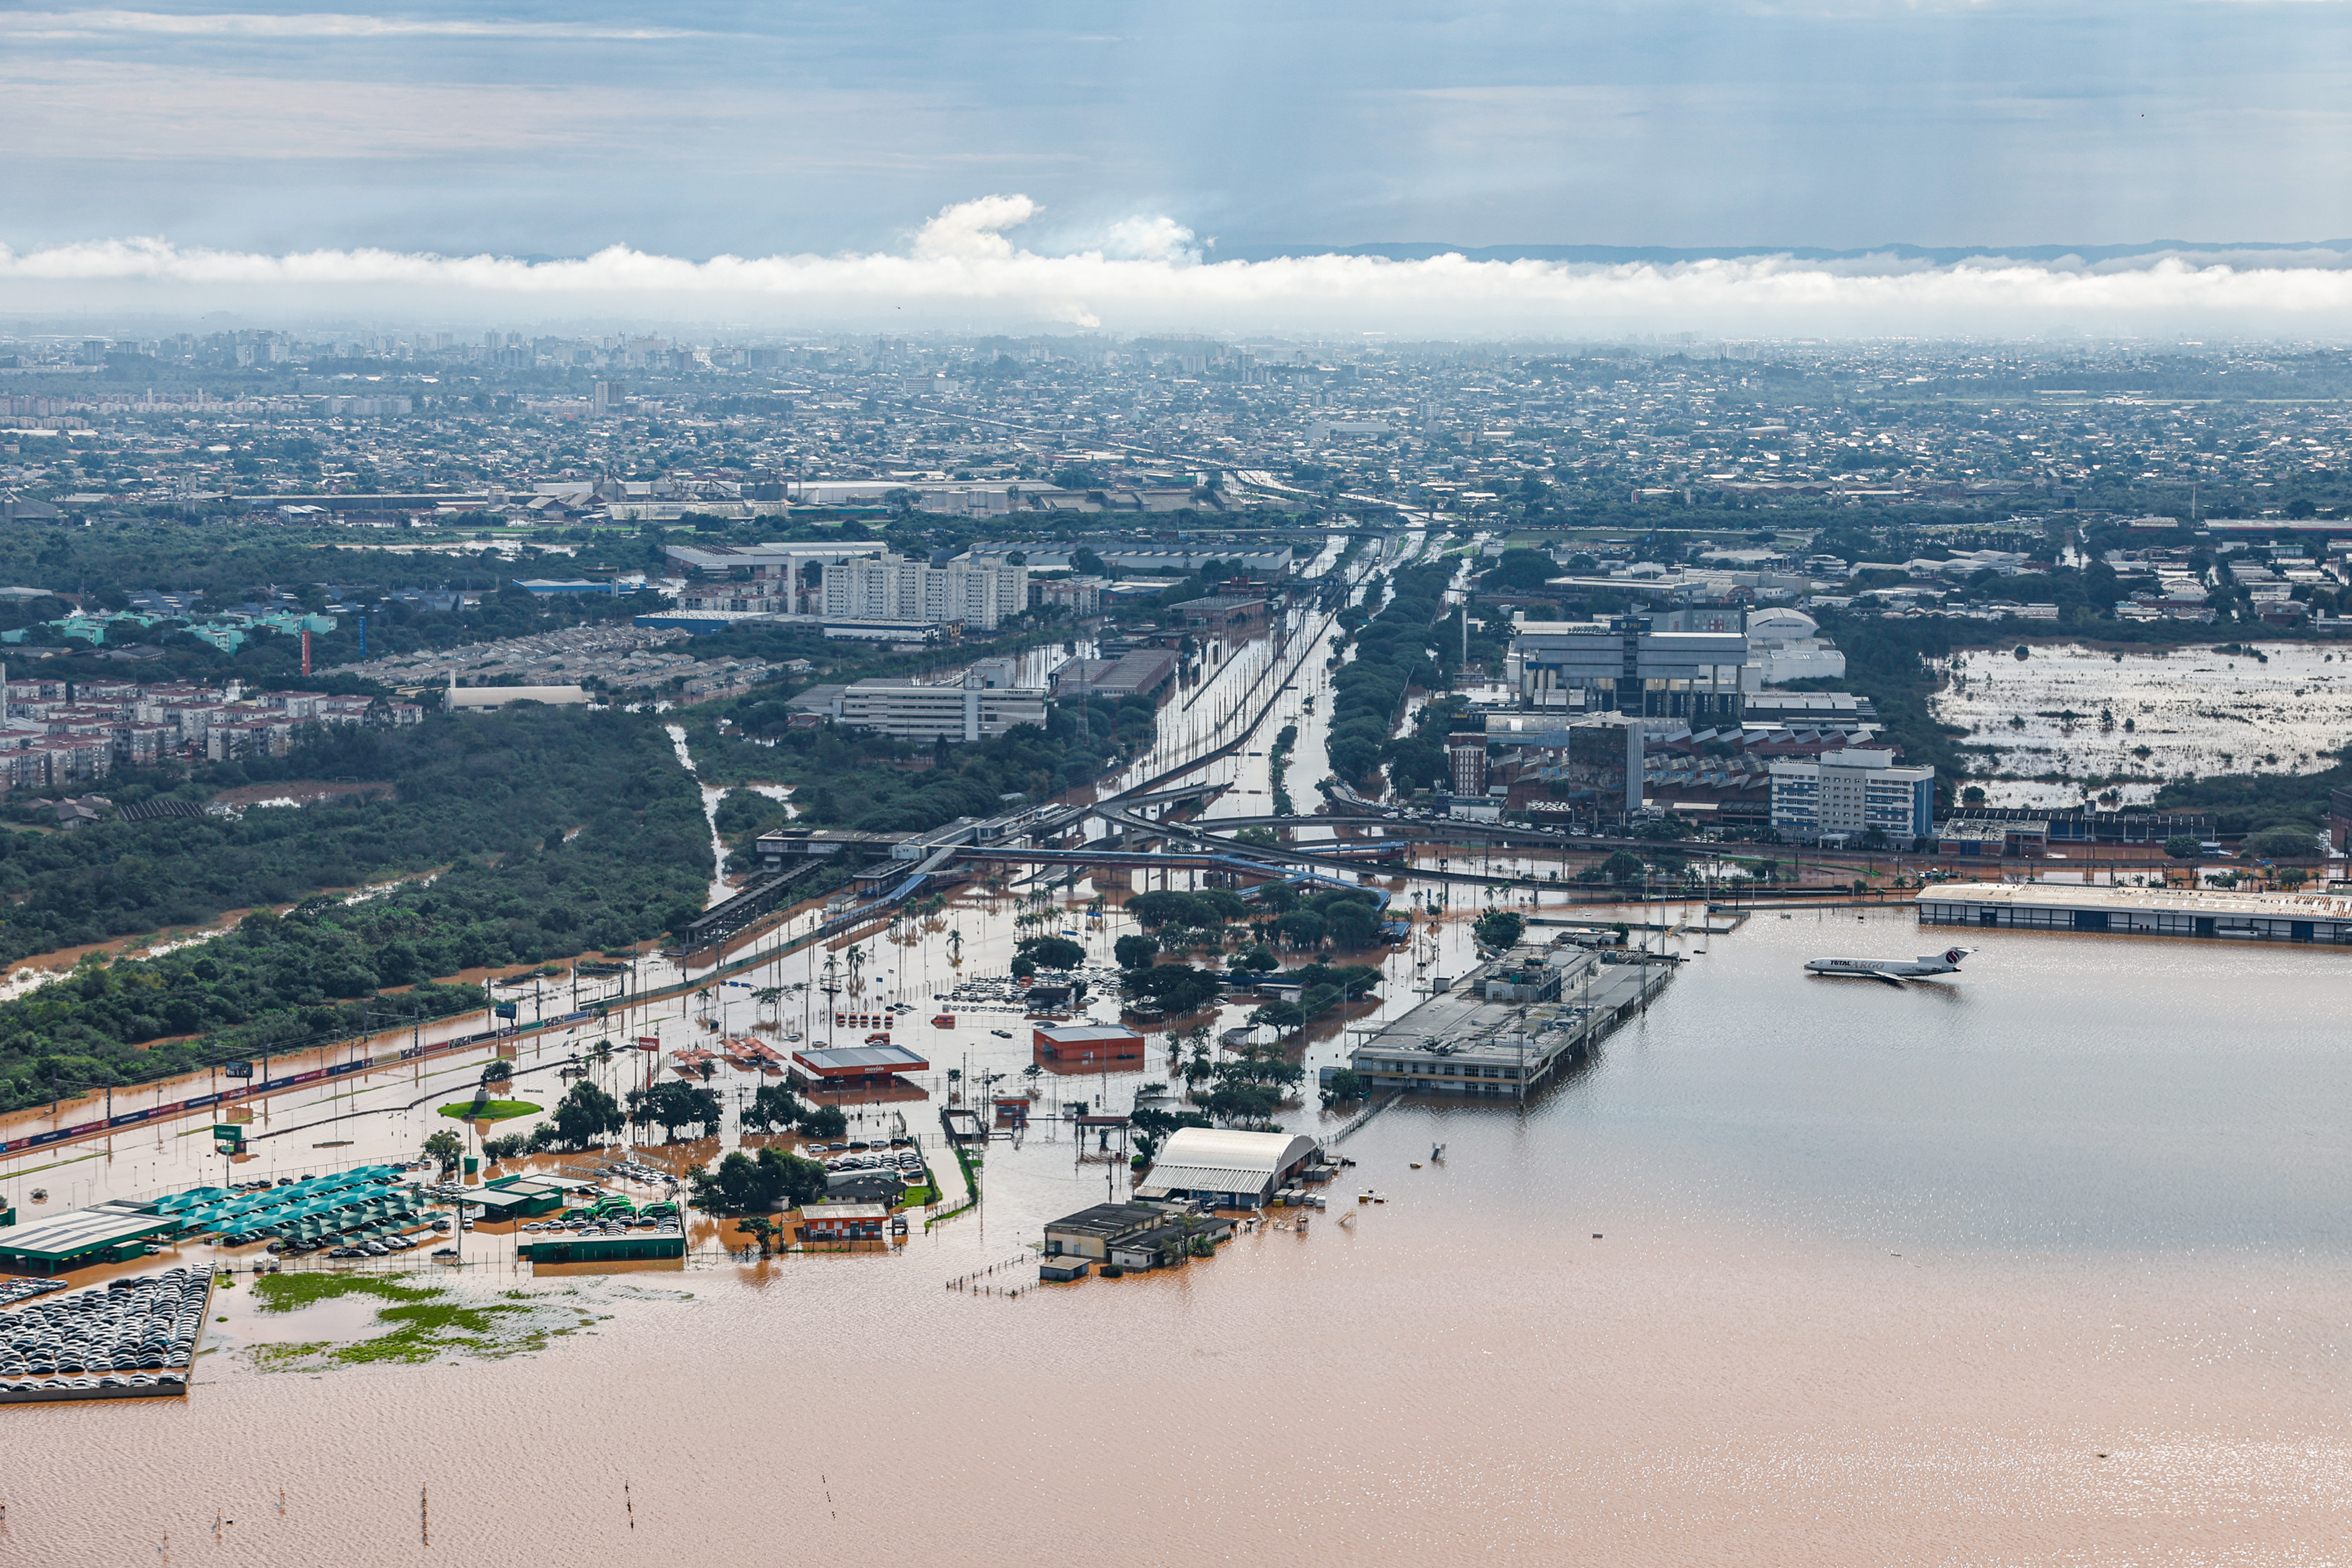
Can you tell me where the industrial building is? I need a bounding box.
[1133,1127,1323,1209]
[664,541,876,588]
[1768,748,1935,844]
[1919,883,2352,944]
[516,1232,687,1265]
[1050,647,1179,702]
[1346,942,1673,1097]
[1505,616,1748,724]
[459,1174,591,1220]
[800,1201,891,1241]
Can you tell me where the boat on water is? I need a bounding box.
[1804,947,1973,987]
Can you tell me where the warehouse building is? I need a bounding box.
[1132,1127,1322,1209]
[1032,1022,1147,1064]
[0,1201,174,1274]
[1919,883,2352,944]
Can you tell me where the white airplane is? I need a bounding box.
[1804,947,1974,987]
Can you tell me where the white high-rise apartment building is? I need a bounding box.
[820,555,1028,631]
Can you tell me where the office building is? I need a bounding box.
[1447,732,1488,796]
[793,660,1047,742]
[1768,748,1934,844]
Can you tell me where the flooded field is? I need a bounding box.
[9,906,2352,1565]
[10,552,2352,1562]
[1933,639,2352,790]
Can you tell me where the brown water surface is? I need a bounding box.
[9,908,2352,1564]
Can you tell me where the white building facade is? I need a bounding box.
[820,555,1028,631]
[1769,748,1934,844]
[827,660,1047,742]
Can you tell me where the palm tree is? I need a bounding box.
[754,987,782,1022]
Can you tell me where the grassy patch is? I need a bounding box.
[247,1270,596,1367]
[253,1272,436,1313]
[436,1099,541,1121]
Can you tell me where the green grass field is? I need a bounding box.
[436,1099,541,1122]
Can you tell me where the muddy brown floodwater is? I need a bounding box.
[9,901,2352,1565]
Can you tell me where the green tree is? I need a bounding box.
[1121,961,1226,1014]
[1472,910,1524,950]
[1017,935,1087,971]
[742,1082,806,1133]
[1323,1067,1366,1103]
[480,1059,514,1090]
[1323,900,1382,949]
[696,1144,828,1213]
[798,1103,848,1139]
[2245,825,2319,861]
[2163,834,2203,861]
[1603,850,1647,884]
[627,1080,723,1142]
[1276,910,1327,949]
[550,1079,624,1149]
[1247,1000,1308,1035]
[422,1128,464,1171]
[1206,1083,1281,1124]
[1114,933,1160,970]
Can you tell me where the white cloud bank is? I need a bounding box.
[7,197,2352,336]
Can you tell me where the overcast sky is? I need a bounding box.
[4,2,2350,332]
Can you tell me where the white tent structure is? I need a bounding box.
[1134,1127,1319,1209]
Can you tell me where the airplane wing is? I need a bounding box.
[1869,971,1907,988]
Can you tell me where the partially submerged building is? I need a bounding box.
[1132,1128,1323,1209]
[1042,1201,1234,1273]
[1346,942,1672,1098]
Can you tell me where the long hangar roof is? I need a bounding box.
[1137,1128,1317,1193]
[1924,882,2352,920]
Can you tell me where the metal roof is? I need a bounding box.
[794,1043,928,1074]
[1140,1128,1317,1192]
[1034,1024,1146,1044]
[1924,882,2352,919]
[0,1204,171,1259]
